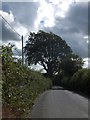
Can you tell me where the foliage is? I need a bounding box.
[2,43,14,64]
[2,43,52,117]
[24,30,83,78]
[60,54,83,77]
[61,68,89,95]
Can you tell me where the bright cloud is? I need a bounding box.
[34,0,55,30]
[1,1,89,59]
[54,0,73,18]
[0,10,28,42]
[30,63,46,73]
[14,23,28,37]
[83,58,90,68]
[83,0,89,1]
[83,36,89,44]
[0,10,28,58]
[0,10,14,23]
[34,0,73,30]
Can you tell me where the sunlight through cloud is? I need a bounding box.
[34,0,73,30]
[34,0,55,30]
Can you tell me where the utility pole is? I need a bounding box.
[22,35,24,65]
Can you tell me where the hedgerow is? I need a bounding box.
[61,68,89,96]
[1,44,52,117]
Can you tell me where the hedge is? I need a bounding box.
[61,68,89,96]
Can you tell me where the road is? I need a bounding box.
[30,88,88,118]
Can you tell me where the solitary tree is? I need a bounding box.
[24,30,83,78]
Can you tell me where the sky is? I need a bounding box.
[0,0,90,70]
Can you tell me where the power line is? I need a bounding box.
[0,14,27,65]
[0,14,21,37]
[0,14,24,65]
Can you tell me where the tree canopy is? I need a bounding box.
[24,30,83,78]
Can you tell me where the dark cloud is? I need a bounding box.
[1,2,39,42]
[1,2,88,58]
[43,26,88,58]
[62,34,88,58]
[1,20,20,42]
[88,2,90,35]
[54,2,88,35]
[66,2,88,35]
[2,2,39,28]
[43,2,88,58]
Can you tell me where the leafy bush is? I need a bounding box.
[71,68,89,94]
[61,68,89,96]
[1,44,52,117]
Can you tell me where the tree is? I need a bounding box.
[24,30,83,78]
[60,54,83,77]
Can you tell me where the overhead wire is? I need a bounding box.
[0,14,23,58]
[0,14,21,38]
[0,13,31,65]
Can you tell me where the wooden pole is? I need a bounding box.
[22,35,24,65]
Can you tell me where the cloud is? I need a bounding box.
[2,2,39,30]
[34,0,73,30]
[2,20,20,41]
[0,10,28,42]
[42,2,88,58]
[53,2,88,36]
[1,1,89,59]
[2,0,37,2]
[30,63,46,73]
[66,2,88,35]
[88,2,90,36]
[83,58,90,68]
[34,0,55,30]
[0,11,20,42]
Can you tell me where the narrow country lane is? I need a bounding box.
[30,89,88,118]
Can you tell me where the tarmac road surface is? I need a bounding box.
[30,88,88,118]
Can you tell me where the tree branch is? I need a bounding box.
[38,61,47,71]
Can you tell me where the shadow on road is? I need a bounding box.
[51,86,89,100]
[51,86,65,90]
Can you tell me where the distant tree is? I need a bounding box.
[24,30,83,78]
[60,54,83,77]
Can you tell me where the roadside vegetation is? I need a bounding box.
[25,30,89,97]
[61,68,89,97]
[1,43,52,118]
[25,30,83,79]
[1,30,89,117]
